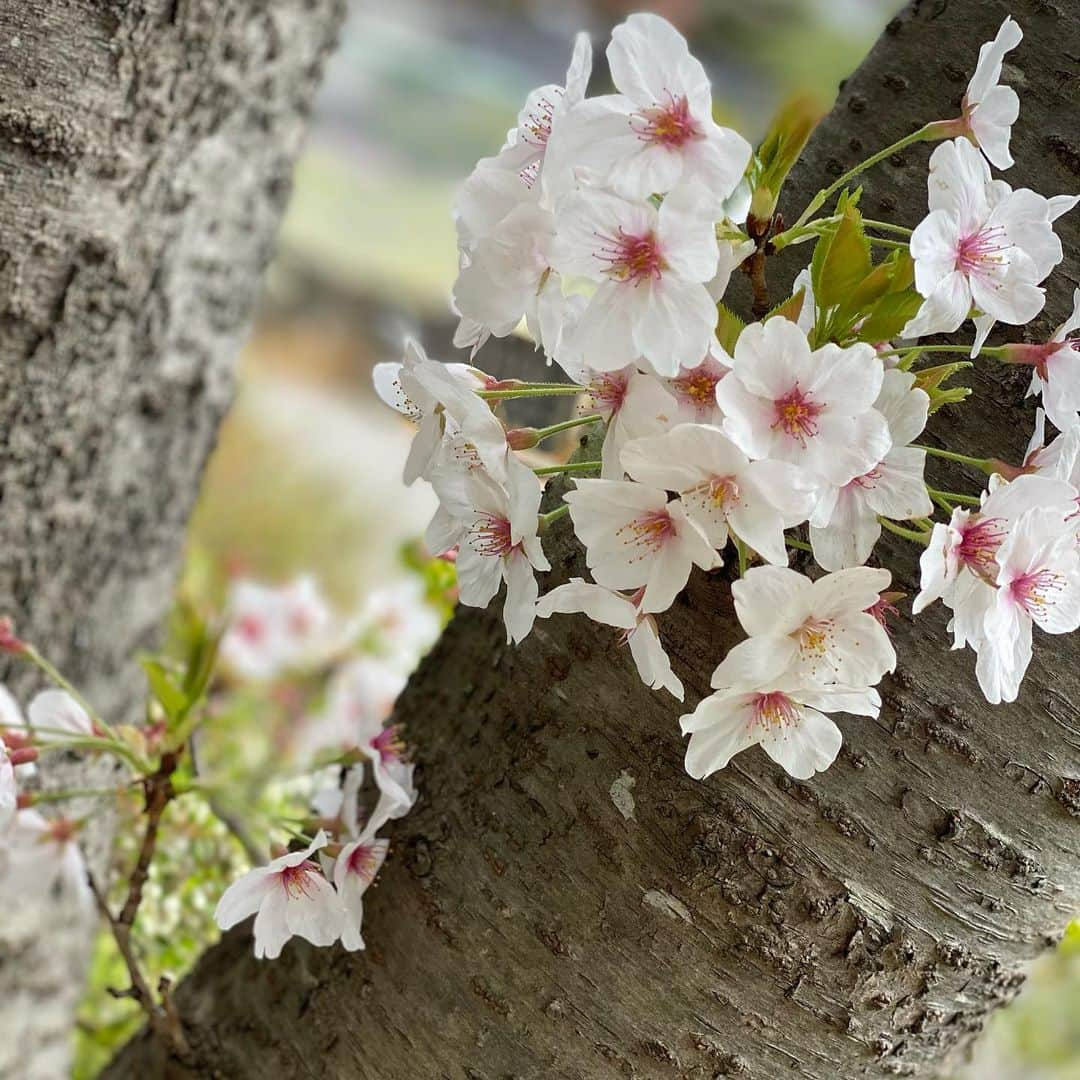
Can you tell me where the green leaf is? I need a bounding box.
[856,289,923,343]
[716,303,746,354]
[816,206,871,309]
[913,361,973,414]
[752,92,827,217]
[141,657,188,720]
[764,287,806,325]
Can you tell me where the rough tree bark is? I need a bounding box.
[0,3,344,1077]
[108,1,1080,1077]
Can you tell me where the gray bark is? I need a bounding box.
[107,1,1080,1077]
[0,3,344,1077]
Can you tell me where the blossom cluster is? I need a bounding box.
[376,13,1079,781]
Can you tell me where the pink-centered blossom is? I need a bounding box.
[564,478,719,614]
[959,17,1023,170]
[215,832,344,960]
[331,820,390,953]
[715,317,890,488]
[535,578,684,700]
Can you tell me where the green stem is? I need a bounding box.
[532,414,603,443]
[533,460,602,476]
[914,444,996,473]
[862,219,913,236]
[478,387,581,401]
[879,344,1003,359]
[538,503,571,529]
[735,537,749,578]
[867,236,908,250]
[879,518,931,545]
[785,535,812,553]
[791,123,943,230]
[31,785,132,805]
[927,487,981,507]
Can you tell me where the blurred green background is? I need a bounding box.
[81,0,1080,1075]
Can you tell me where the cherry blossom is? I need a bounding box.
[25,690,95,742]
[0,742,15,833]
[427,454,550,643]
[810,370,933,570]
[913,473,1077,620]
[903,138,1075,355]
[620,424,816,565]
[215,832,344,960]
[543,14,750,214]
[1003,288,1080,430]
[358,578,441,672]
[331,820,390,953]
[976,506,1080,703]
[535,578,683,699]
[959,17,1023,170]
[373,339,506,485]
[550,182,721,377]
[664,347,729,425]
[0,810,92,910]
[220,575,344,683]
[681,643,880,780]
[712,565,896,689]
[715,316,891,487]
[564,479,719,613]
[572,365,678,479]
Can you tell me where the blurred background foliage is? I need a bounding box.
[74,0,1080,1075]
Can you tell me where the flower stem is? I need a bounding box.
[735,537,749,577]
[913,444,997,473]
[927,487,981,507]
[791,123,943,230]
[538,503,571,529]
[879,518,932,545]
[785,535,812,553]
[29,785,130,804]
[531,413,603,443]
[20,645,106,731]
[533,460,602,477]
[879,344,1003,359]
[862,219,913,237]
[478,386,581,401]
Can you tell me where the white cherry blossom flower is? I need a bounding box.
[0,810,92,910]
[1005,288,1080,430]
[976,506,1080,703]
[550,183,721,377]
[25,690,95,742]
[913,473,1077,618]
[564,479,719,613]
[428,454,550,643]
[358,578,441,672]
[220,575,344,683]
[575,365,677,479]
[331,820,390,953]
[681,644,880,781]
[664,347,729,424]
[215,832,344,960]
[810,370,933,570]
[960,17,1023,170]
[712,565,896,689]
[543,14,750,213]
[0,742,15,833]
[535,578,683,699]
[373,340,506,485]
[714,316,890,487]
[620,424,816,565]
[903,139,1075,355]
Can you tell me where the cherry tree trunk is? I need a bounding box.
[0,2,344,1077]
[107,1,1080,1077]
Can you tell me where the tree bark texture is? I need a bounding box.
[0,3,344,1077]
[108,1,1080,1077]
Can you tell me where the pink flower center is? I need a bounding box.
[469,513,515,557]
[371,724,406,765]
[596,228,666,285]
[278,861,321,900]
[697,475,739,510]
[955,516,1007,577]
[633,93,700,148]
[751,691,800,729]
[955,226,1009,278]
[589,371,630,418]
[236,614,265,643]
[796,617,834,658]
[771,386,824,445]
[672,365,723,412]
[346,843,382,884]
[616,508,675,559]
[1010,568,1066,615]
